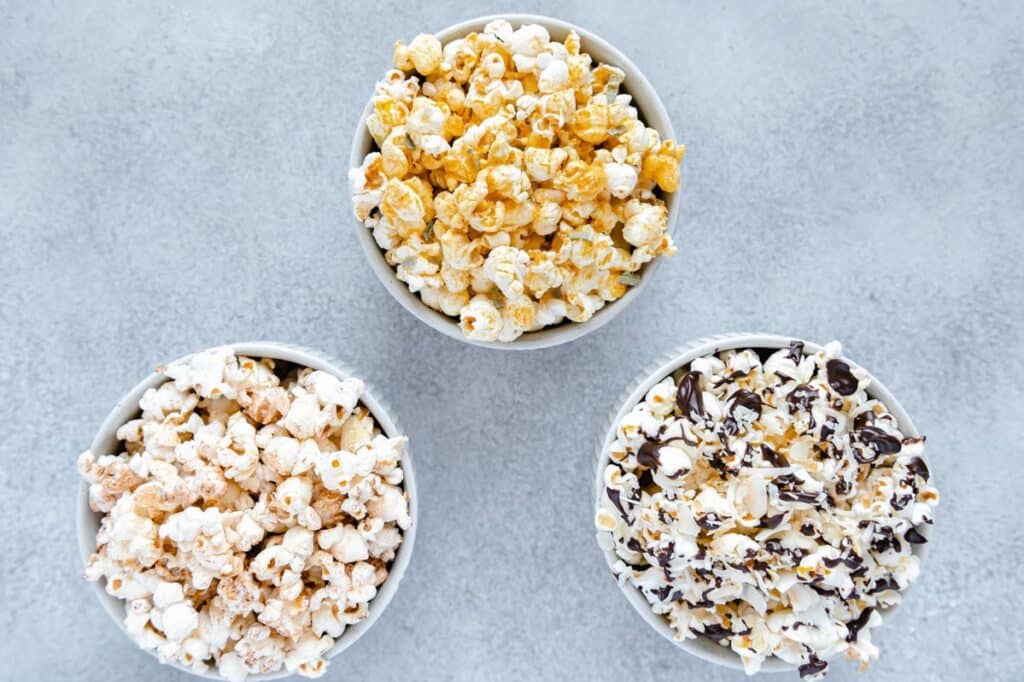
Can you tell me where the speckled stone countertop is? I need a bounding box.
[1,1,1021,680]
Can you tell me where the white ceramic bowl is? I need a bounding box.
[349,13,683,350]
[594,332,933,673]
[76,341,418,680]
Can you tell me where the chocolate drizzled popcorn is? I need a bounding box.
[595,341,938,678]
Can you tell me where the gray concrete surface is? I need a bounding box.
[1,1,1021,680]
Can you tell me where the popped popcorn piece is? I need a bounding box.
[79,348,411,681]
[275,475,314,517]
[482,245,529,298]
[395,33,443,76]
[351,21,685,341]
[596,341,938,679]
[78,450,146,512]
[459,294,503,342]
[161,602,198,641]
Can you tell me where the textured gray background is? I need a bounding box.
[1,1,1021,680]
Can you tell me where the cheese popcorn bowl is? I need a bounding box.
[76,341,418,680]
[594,333,934,676]
[349,14,682,350]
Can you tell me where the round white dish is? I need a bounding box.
[594,332,932,673]
[349,14,683,350]
[76,341,418,680]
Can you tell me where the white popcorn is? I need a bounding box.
[315,448,357,493]
[538,59,569,93]
[234,623,288,676]
[311,601,345,639]
[643,378,676,417]
[597,341,938,678]
[418,134,450,157]
[349,153,384,221]
[406,97,445,141]
[604,161,639,198]
[532,296,567,329]
[218,651,248,682]
[275,475,313,516]
[482,245,529,298]
[139,383,199,420]
[284,633,332,675]
[481,52,505,79]
[165,348,236,400]
[367,484,411,529]
[366,525,403,562]
[282,526,315,558]
[225,511,265,552]
[217,414,260,481]
[161,602,198,641]
[398,33,442,76]
[508,23,550,57]
[301,370,363,413]
[79,349,410,680]
[483,19,514,42]
[616,408,659,449]
[655,446,690,479]
[622,200,667,249]
[459,295,503,342]
[262,435,301,477]
[180,637,211,673]
[152,581,184,609]
[321,524,369,563]
[281,393,320,440]
[161,506,213,545]
[346,562,379,604]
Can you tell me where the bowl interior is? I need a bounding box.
[77,341,417,680]
[349,14,682,350]
[594,333,930,672]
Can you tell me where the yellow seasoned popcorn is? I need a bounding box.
[350,19,685,342]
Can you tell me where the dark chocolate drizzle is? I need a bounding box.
[637,440,662,469]
[697,623,733,642]
[606,488,628,521]
[904,527,928,544]
[845,607,875,643]
[826,359,859,395]
[652,584,672,602]
[906,455,930,481]
[853,411,875,430]
[656,543,676,567]
[868,576,900,594]
[820,418,837,442]
[799,655,828,678]
[761,444,789,468]
[676,371,705,421]
[729,389,763,419]
[785,340,805,363]
[695,513,723,531]
[857,425,903,454]
[787,384,819,412]
[778,490,822,505]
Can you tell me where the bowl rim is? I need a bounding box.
[593,332,933,673]
[75,341,419,681]
[348,13,682,351]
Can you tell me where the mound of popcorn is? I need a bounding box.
[349,20,685,342]
[78,348,411,681]
[595,341,938,679]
